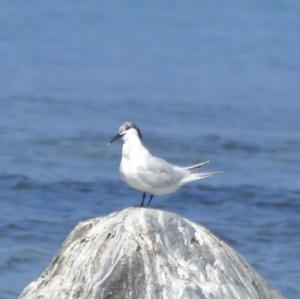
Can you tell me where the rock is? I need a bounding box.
[19,208,284,299]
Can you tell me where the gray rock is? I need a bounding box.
[19,208,284,299]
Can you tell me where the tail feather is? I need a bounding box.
[186,160,210,172]
[180,171,224,185]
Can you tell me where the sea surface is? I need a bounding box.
[0,1,300,298]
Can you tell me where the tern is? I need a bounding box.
[108,122,221,207]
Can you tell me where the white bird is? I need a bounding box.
[109,122,222,206]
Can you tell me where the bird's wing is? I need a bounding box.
[137,156,183,189]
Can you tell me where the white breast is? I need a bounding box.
[119,139,151,193]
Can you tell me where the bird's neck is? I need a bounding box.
[122,137,148,159]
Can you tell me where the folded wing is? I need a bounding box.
[137,156,184,190]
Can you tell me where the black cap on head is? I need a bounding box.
[119,122,142,139]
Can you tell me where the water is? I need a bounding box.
[0,1,299,298]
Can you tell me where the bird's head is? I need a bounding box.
[108,122,142,145]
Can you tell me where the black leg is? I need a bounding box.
[140,193,146,207]
[147,195,154,206]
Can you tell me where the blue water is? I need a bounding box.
[0,1,300,298]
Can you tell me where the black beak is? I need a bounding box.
[108,133,122,145]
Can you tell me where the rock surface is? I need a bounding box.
[19,208,284,299]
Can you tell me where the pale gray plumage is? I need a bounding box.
[109,122,222,205]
